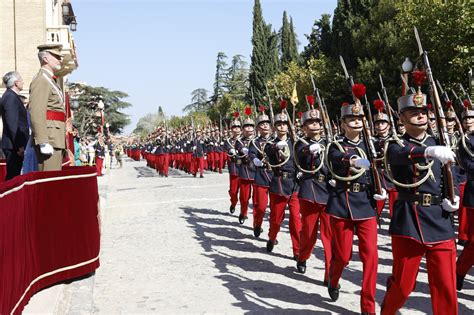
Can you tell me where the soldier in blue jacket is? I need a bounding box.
[263,112,301,259]
[235,116,256,224]
[248,110,273,237]
[225,117,241,213]
[294,108,332,283]
[326,101,386,314]
[456,99,474,291]
[381,90,459,315]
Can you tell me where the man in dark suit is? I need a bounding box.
[1,71,29,180]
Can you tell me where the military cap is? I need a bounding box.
[256,114,270,125]
[243,117,255,127]
[274,112,289,125]
[341,102,364,118]
[37,43,63,59]
[301,109,321,125]
[397,90,427,113]
[231,119,241,128]
[461,99,474,119]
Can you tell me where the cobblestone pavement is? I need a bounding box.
[25,158,474,314]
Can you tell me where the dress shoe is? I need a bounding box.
[266,239,276,252]
[296,260,306,274]
[293,255,299,261]
[457,274,465,291]
[200,174,204,178]
[253,226,263,238]
[229,205,236,214]
[328,284,340,302]
[458,239,467,247]
[238,215,247,224]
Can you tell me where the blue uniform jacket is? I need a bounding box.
[235,136,256,180]
[326,136,376,220]
[225,137,239,176]
[386,133,455,244]
[295,137,329,205]
[249,135,273,187]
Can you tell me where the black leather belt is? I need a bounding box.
[397,192,442,206]
[336,182,369,192]
[275,171,295,179]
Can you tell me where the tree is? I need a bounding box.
[227,55,248,101]
[133,112,165,137]
[302,14,332,62]
[210,52,229,104]
[183,88,210,113]
[68,82,131,136]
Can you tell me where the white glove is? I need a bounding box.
[209,142,214,145]
[373,188,387,201]
[352,157,370,170]
[39,143,54,155]
[441,196,460,213]
[192,146,197,151]
[276,140,287,149]
[242,147,249,155]
[309,143,322,155]
[220,142,224,145]
[253,158,263,167]
[329,179,336,187]
[229,148,236,155]
[425,146,456,164]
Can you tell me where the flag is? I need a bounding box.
[291,83,299,106]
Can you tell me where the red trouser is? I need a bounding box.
[229,174,240,207]
[329,216,378,313]
[299,200,332,282]
[95,156,104,176]
[268,192,301,256]
[239,179,257,217]
[163,153,169,176]
[457,207,474,277]
[458,183,468,241]
[192,157,204,176]
[376,189,398,217]
[382,237,457,315]
[253,185,269,228]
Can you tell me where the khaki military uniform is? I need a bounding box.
[29,68,65,171]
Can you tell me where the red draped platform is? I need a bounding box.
[0,166,101,314]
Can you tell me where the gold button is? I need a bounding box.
[347,189,350,192]
[415,192,420,195]
[414,201,419,205]
[415,172,420,176]
[408,155,411,159]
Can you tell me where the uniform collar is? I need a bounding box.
[403,132,430,145]
[344,136,361,145]
[41,67,54,78]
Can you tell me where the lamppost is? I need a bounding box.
[401,57,413,96]
[97,100,105,134]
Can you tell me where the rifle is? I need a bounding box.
[310,74,334,141]
[414,26,455,203]
[450,87,464,137]
[459,84,472,106]
[265,84,275,125]
[379,74,399,138]
[437,80,464,138]
[364,94,375,135]
[340,55,383,197]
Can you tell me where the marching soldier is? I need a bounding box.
[264,104,301,259]
[325,101,386,314]
[456,98,474,291]
[248,107,273,237]
[235,108,256,224]
[294,106,332,283]
[29,44,66,171]
[225,114,242,213]
[381,90,459,315]
[192,128,205,178]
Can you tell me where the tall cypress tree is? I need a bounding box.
[211,52,228,104]
[279,11,292,69]
[249,0,273,103]
[289,17,299,64]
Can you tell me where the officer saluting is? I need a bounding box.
[381,88,459,314]
[29,44,66,171]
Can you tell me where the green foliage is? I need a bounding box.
[68,82,131,137]
[183,88,210,113]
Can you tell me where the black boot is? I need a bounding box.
[328,284,340,302]
[296,260,306,274]
[266,239,276,252]
[457,274,465,291]
[238,214,247,224]
[229,205,235,214]
[253,226,262,238]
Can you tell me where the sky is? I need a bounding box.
[69,0,338,134]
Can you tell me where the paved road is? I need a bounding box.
[25,158,474,314]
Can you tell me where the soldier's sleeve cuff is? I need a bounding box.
[408,146,426,163]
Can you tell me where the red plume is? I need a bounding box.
[373,99,385,112]
[259,105,265,113]
[297,111,303,118]
[280,99,288,110]
[233,111,240,118]
[244,105,252,116]
[464,99,471,109]
[412,70,427,86]
[427,103,433,111]
[306,95,315,106]
[352,83,366,99]
[446,100,453,108]
[342,102,350,107]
